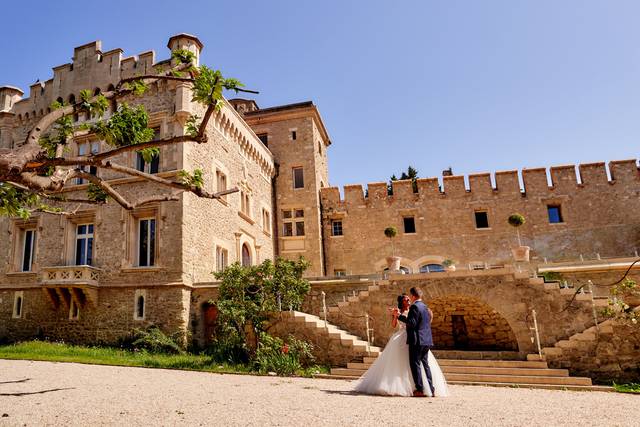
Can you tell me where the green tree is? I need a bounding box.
[212,257,311,359]
[0,48,257,216]
[388,166,419,195]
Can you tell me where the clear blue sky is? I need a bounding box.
[2,0,639,188]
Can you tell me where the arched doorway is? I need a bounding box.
[428,295,518,351]
[241,243,251,267]
[202,302,218,346]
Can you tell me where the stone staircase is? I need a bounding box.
[533,319,616,360]
[277,311,381,358]
[321,352,612,391]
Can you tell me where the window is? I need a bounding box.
[21,229,36,272]
[419,264,445,273]
[548,205,563,223]
[334,270,346,277]
[262,209,271,234]
[332,220,343,236]
[138,218,156,267]
[69,299,80,320]
[403,217,416,234]
[216,170,227,199]
[240,191,251,217]
[136,151,160,174]
[241,244,252,267]
[75,224,94,265]
[291,130,297,140]
[76,141,100,184]
[293,167,304,189]
[12,291,24,319]
[216,246,228,272]
[282,209,305,237]
[134,290,146,320]
[257,133,268,146]
[474,211,489,229]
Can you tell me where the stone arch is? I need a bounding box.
[241,243,252,266]
[428,294,519,351]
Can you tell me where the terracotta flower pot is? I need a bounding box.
[446,265,456,272]
[512,246,530,262]
[386,256,401,271]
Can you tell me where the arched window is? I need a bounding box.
[420,264,445,273]
[241,244,251,267]
[68,94,75,104]
[136,295,145,319]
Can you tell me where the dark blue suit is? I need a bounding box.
[398,300,435,394]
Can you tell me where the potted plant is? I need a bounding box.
[508,213,530,262]
[384,226,401,271]
[442,259,456,272]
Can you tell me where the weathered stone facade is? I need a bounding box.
[1,34,639,383]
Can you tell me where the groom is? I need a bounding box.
[396,287,435,397]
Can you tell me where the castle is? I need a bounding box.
[1,35,639,384]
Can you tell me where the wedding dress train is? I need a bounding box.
[354,321,449,397]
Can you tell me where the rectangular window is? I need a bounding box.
[12,291,24,319]
[22,229,36,272]
[547,205,563,224]
[75,224,94,265]
[240,192,251,217]
[136,152,160,174]
[257,133,268,146]
[332,220,343,236]
[76,141,100,184]
[334,270,346,277]
[282,209,305,237]
[134,290,146,321]
[293,167,304,189]
[291,130,297,140]
[138,218,156,267]
[403,217,416,234]
[262,209,271,234]
[216,170,227,199]
[474,211,489,229]
[216,247,228,272]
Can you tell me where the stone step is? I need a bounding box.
[544,282,560,291]
[346,363,568,377]
[314,375,611,392]
[329,369,592,386]
[542,347,564,356]
[570,332,596,342]
[368,285,380,291]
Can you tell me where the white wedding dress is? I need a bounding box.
[354,313,449,397]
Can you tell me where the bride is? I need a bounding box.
[354,294,449,397]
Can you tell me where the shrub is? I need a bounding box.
[253,333,315,376]
[121,326,184,355]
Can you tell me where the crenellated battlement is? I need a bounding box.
[321,159,640,205]
[3,34,202,123]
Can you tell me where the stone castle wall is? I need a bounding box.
[320,160,640,275]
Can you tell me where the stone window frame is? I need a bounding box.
[262,208,272,236]
[12,291,24,319]
[473,210,491,230]
[282,208,305,237]
[75,139,101,185]
[123,205,163,270]
[216,245,229,272]
[288,128,298,141]
[69,298,80,321]
[292,166,304,190]
[547,204,564,224]
[331,220,343,237]
[134,289,147,321]
[541,197,569,226]
[402,216,416,234]
[63,211,97,267]
[8,218,40,274]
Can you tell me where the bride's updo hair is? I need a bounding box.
[397,294,407,310]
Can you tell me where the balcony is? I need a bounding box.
[40,265,101,309]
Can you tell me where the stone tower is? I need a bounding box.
[236,100,331,276]
[0,86,23,149]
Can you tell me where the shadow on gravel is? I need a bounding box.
[320,390,361,396]
[0,387,74,397]
[0,379,31,385]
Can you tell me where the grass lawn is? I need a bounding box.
[0,341,326,377]
[613,383,640,394]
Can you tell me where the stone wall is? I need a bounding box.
[320,160,640,276]
[0,286,190,345]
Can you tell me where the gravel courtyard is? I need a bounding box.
[0,360,637,426]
